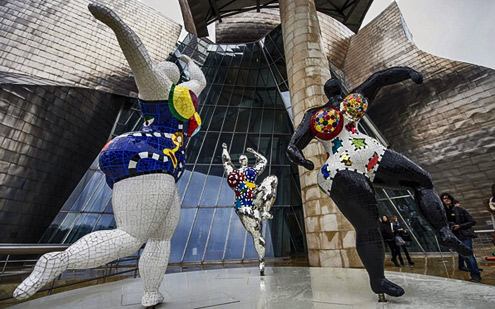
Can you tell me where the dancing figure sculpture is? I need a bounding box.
[222,143,277,275]
[14,3,206,307]
[286,67,471,297]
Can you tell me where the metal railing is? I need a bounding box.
[0,244,141,302]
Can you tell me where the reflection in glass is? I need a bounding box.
[183,208,214,262]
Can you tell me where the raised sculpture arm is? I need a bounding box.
[352,66,423,103]
[178,55,207,97]
[89,3,175,100]
[222,143,235,175]
[246,148,268,174]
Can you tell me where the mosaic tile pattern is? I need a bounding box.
[14,3,205,306]
[288,66,472,297]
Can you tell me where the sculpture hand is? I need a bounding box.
[179,55,192,63]
[287,145,314,170]
[246,147,254,154]
[88,3,116,25]
[409,70,423,84]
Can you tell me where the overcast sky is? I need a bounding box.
[141,0,495,69]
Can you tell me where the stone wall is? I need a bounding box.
[343,3,495,229]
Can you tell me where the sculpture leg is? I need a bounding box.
[13,229,142,300]
[13,174,176,300]
[239,212,266,274]
[330,170,404,297]
[373,150,471,256]
[254,175,278,219]
[139,189,181,307]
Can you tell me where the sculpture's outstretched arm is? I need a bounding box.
[88,3,169,96]
[286,109,317,170]
[221,143,235,175]
[178,55,207,96]
[352,67,423,103]
[246,148,268,175]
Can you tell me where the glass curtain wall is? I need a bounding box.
[40,27,307,263]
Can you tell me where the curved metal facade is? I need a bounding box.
[0,0,181,243]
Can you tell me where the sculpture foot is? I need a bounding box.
[141,291,164,307]
[259,260,265,276]
[438,226,472,256]
[13,251,69,300]
[370,278,404,297]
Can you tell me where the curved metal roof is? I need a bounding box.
[179,0,374,37]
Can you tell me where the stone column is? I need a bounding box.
[279,0,361,268]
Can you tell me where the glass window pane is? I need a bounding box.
[217,87,232,106]
[46,213,79,243]
[198,105,215,131]
[224,212,247,260]
[64,213,99,244]
[261,109,274,133]
[186,131,205,164]
[222,106,239,131]
[204,208,232,261]
[200,166,224,206]
[248,109,262,132]
[183,208,215,263]
[182,165,209,207]
[176,167,193,201]
[197,132,219,164]
[271,135,290,165]
[39,213,67,243]
[104,199,113,213]
[235,107,250,132]
[225,68,238,85]
[68,172,105,211]
[209,107,227,131]
[170,208,197,263]
[84,180,112,212]
[258,134,272,163]
[273,109,291,134]
[228,133,246,162]
[61,169,98,211]
[211,133,233,164]
[93,214,116,231]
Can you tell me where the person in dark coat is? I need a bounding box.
[391,216,415,266]
[380,215,401,267]
[441,193,481,282]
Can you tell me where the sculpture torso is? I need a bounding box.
[99,85,200,188]
[312,94,386,194]
[227,167,258,209]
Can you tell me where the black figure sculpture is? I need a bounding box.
[286,67,471,297]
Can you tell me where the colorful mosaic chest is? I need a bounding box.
[227,167,258,209]
[99,85,201,188]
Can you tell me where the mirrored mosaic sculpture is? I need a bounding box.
[222,143,278,275]
[287,67,472,297]
[14,3,206,307]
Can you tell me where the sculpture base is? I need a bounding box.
[11,267,495,308]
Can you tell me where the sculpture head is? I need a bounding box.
[155,61,180,84]
[239,155,248,167]
[340,93,368,122]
